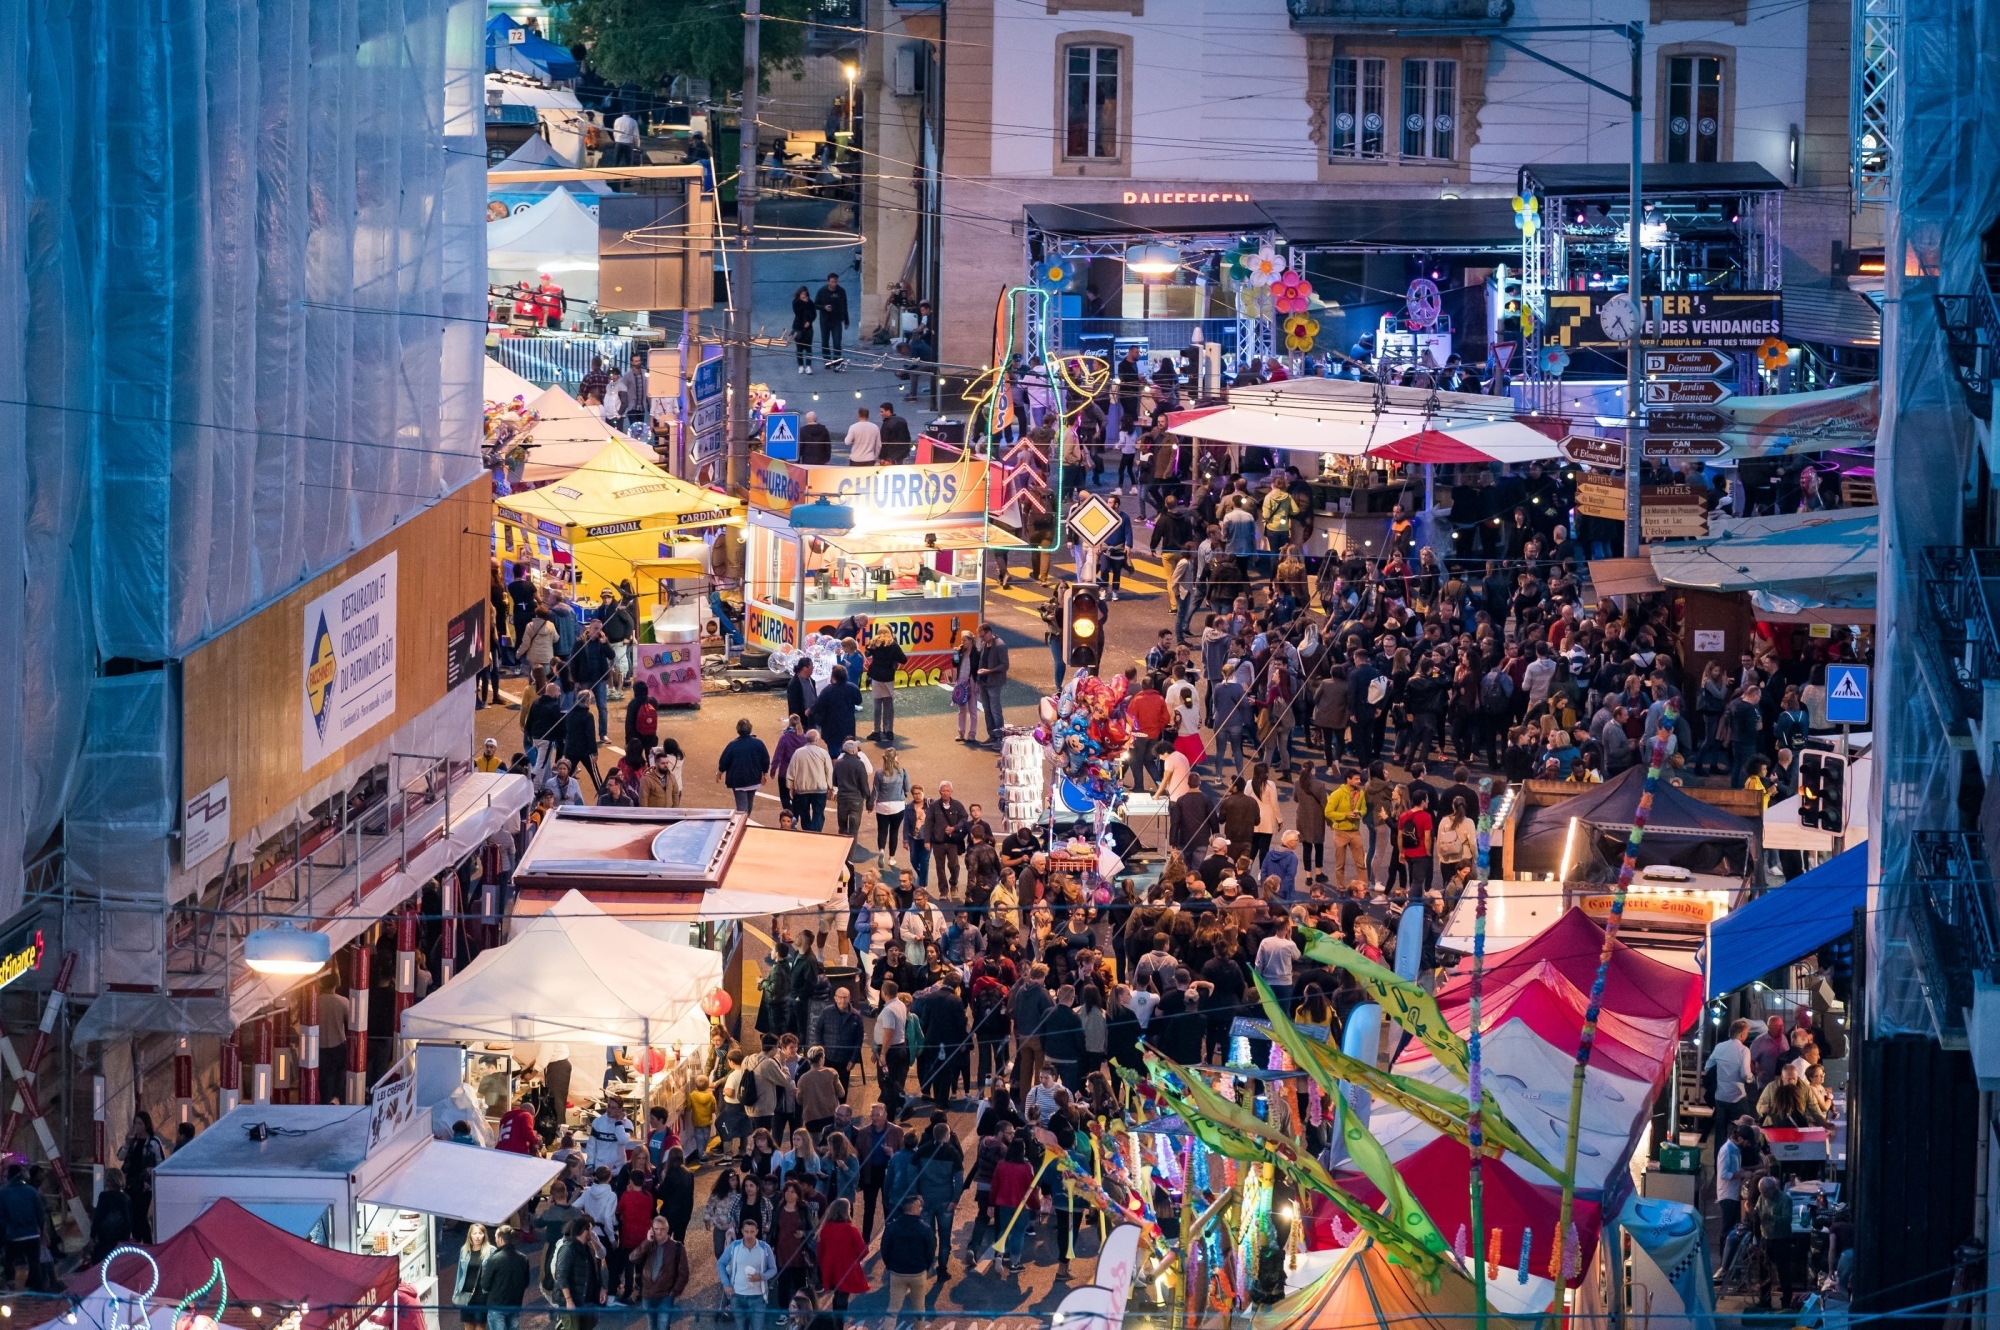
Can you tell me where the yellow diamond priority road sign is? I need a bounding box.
[1067,493,1120,548]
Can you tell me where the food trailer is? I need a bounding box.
[154,1084,558,1327]
[743,456,1021,686]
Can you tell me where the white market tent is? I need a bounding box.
[1166,377,1559,460]
[518,385,657,482]
[399,889,720,1047]
[489,188,599,301]
[485,355,543,405]
[491,135,612,200]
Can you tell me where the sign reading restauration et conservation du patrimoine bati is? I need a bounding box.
[302,552,399,770]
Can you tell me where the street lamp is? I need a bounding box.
[244,922,330,977]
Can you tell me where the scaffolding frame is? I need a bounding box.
[1852,0,1900,206]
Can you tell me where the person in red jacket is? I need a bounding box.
[494,1096,538,1154]
[1127,673,1170,794]
[816,1197,871,1313]
[613,1169,657,1301]
[987,1138,1038,1272]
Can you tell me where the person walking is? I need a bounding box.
[865,631,908,740]
[843,408,881,465]
[815,274,850,371]
[630,1215,689,1330]
[872,750,911,862]
[816,1198,870,1318]
[716,1217,778,1330]
[475,1226,533,1330]
[790,287,817,373]
[786,731,834,833]
[717,719,771,814]
[831,740,873,838]
[810,666,864,751]
[975,624,1010,744]
[551,1216,606,1330]
[881,1195,936,1330]
[453,1224,492,1330]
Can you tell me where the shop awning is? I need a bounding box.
[1783,285,1882,348]
[1259,197,1520,251]
[497,441,742,540]
[1523,162,1787,195]
[1705,844,1868,998]
[1646,507,1877,619]
[1025,201,1274,239]
[1164,377,1541,456]
[358,1137,561,1225]
[489,188,601,300]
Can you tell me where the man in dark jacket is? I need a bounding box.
[878,402,913,463]
[570,623,617,738]
[881,1195,936,1324]
[975,624,1010,743]
[1347,649,1385,761]
[913,1121,966,1277]
[716,718,771,813]
[1168,782,1217,861]
[1008,964,1056,1100]
[924,784,970,897]
[815,273,850,370]
[550,1216,604,1329]
[811,665,864,751]
[811,986,866,1093]
[562,699,602,794]
[477,1226,535,1330]
[784,660,818,724]
[797,411,834,466]
[1040,987,1085,1091]
[525,682,566,774]
[912,976,969,1105]
[1107,991,1142,1074]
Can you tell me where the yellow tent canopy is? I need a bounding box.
[497,440,742,542]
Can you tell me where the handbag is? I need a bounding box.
[952,675,972,707]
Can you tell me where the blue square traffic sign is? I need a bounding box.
[1825,664,1869,725]
[763,412,800,460]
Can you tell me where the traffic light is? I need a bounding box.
[1065,584,1106,671]
[1798,751,1848,832]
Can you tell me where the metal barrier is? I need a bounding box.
[493,336,634,392]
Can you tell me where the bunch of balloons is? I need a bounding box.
[1035,670,1133,808]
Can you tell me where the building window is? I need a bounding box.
[1064,45,1120,159]
[1666,55,1723,161]
[1330,57,1387,159]
[1400,59,1456,160]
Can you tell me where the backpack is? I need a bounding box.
[723,1066,748,1105]
[1480,670,1513,714]
[972,983,1006,1029]
[1398,817,1425,853]
[1715,712,1735,747]
[904,1007,926,1056]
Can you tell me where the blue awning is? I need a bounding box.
[1705,843,1868,998]
[487,16,580,83]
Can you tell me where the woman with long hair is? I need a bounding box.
[902,784,932,889]
[951,631,981,741]
[1076,983,1109,1083]
[872,748,909,863]
[816,1197,870,1317]
[451,1224,490,1330]
[704,1169,742,1258]
[1248,762,1281,866]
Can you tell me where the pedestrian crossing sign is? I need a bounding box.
[1826,664,1868,725]
[764,412,800,461]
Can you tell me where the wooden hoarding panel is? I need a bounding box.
[181,475,492,831]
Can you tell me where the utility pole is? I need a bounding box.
[727,0,761,493]
[1623,27,1646,559]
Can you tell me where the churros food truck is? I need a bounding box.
[744,456,1024,686]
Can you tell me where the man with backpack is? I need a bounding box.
[1348,649,1387,762]
[1478,663,1515,768]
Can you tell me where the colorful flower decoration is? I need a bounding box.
[1240,245,1282,287]
[1538,344,1571,376]
[1035,257,1073,290]
[1758,336,1791,371]
[1511,194,1540,236]
[1283,313,1321,352]
[1273,269,1314,314]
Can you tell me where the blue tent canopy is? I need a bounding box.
[487,16,579,83]
[1705,843,1867,998]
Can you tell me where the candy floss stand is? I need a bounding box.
[633,553,707,707]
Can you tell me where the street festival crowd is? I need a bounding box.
[464,357,1873,1330]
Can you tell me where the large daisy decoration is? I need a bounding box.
[1240,245,1282,287]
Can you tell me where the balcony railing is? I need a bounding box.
[1936,280,1998,421]
[1918,546,2000,741]
[1287,0,1513,27]
[1911,830,2000,1043]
